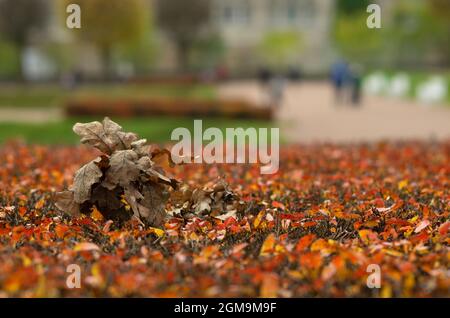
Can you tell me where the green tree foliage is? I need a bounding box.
[259,31,303,69]
[0,0,49,79]
[334,0,450,68]
[337,0,371,15]
[386,0,450,67]
[334,13,384,66]
[155,0,211,71]
[190,34,225,71]
[0,41,20,79]
[425,0,450,65]
[64,0,151,78]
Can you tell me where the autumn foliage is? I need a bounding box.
[55,117,179,226]
[0,139,449,297]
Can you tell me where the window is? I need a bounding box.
[298,0,316,26]
[270,0,316,27]
[221,0,251,25]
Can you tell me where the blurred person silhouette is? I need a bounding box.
[349,64,363,106]
[330,60,350,105]
[287,66,302,82]
[61,69,82,90]
[258,66,273,85]
[268,74,286,110]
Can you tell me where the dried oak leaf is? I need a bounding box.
[71,158,103,203]
[137,155,179,189]
[169,179,240,218]
[56,117,182,227]
[73,117,138,154]
[140,183,168,227]
[191,188,213,215]
[123,184,144,219]
[54,191,80,216]
[102,150,140,190]
[124,183,168,227]
[131,139,151,158]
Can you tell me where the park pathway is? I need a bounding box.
[0,107,63,123]
[219,81,450,143]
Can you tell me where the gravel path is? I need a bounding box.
[0,107,63,123]
[219,81,450,143]
[1,81,449,143]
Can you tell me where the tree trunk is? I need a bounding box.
[177,40,190,73]
[101,45,113,81]
[17,43,26,82]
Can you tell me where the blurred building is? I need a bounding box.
[10,0,336,79]
[210,0,335,75]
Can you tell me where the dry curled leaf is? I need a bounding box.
[56,117,176,227]
[54,191,80,216]
[73,117,138,155]
[71,159,103,204]
[102,150,140,189]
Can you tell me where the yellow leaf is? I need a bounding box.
[149,227,165,238]
[363,220,379,228]
[398,180,408,190]
[384,249,402,257]
[253,211,265,229]
[90,206,104,221]
[22,255,32,267]
[120,195,131,211]
[275,244,286,254]
[189,232,200,241]
[381,285,392,298]
[359,229,375,244]
[311,238,327,252]
[287,270,303,280]
[35,265,47,297]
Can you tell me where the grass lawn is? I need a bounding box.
[0,83,217,108]
[0,116,276,145]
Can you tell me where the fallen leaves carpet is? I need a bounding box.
[0,141,448,297]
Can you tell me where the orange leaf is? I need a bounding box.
[260,273,279,298]
[439,221,449,236]
[74,242,100,252]
[295,234,316,252]
[260,233,276,256]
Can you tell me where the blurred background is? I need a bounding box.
[0,0,449,144]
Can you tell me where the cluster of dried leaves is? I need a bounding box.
[55,118,239,227]
[0,139,448,297]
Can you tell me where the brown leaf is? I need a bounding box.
[137,156,179,189]
[103,150,140,190]
[124,183,167,227]
[55,190,80,216]
[170,184,193,205]
[139,183,168,227]
[131,139,151,157]
[71,159,103,203]
[73,117,138,154]
[151,147,176,168]
[191,188,213,215]
[123,184,145,219]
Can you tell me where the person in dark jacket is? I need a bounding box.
[330,60,350,105]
